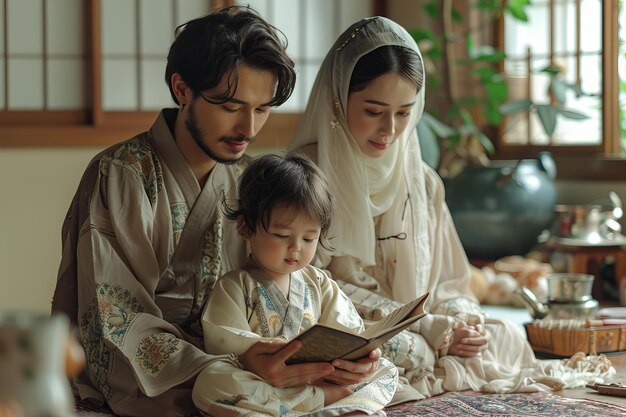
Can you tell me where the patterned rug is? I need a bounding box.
[385,391,626,417]
[76,390,626,416]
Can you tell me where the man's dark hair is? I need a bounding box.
[225,153,334,250]
[165,6,296,106]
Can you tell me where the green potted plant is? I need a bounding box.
[408,0,589,259]
[412,0,588,176]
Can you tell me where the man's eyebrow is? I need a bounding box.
[364,99,415,108]
[227,97,272,107]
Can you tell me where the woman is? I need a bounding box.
[290,16,612,400]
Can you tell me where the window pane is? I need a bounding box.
[619,3,626,150]
[8,58,43,109]
[175,0,211,26]
[102,0,136,55]
[140,60,174,110]
[304,0,336,60]
[102,59,137,110]
[239,0,269,17]
[140,0,172,55]
[505,4,549,59]
[0,58,5,110]
[503,0,602,147]
[47,0,83,55]
[7,0,42,54]
[271,1,301,60]
[47,58,85,109]
[228,1,372,112]
[0,0,5,55]
[339,0,373,31]
[580,0,601,53]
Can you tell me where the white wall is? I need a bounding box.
[0,148,101,312]
[0,145,282,313]
[1,144,626,313]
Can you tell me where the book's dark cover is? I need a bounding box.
[286,292,429,364]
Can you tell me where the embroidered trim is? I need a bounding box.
[80,283,144,399]
[111,140,163,205]
[336,20,373,51]
[135,333,183,377]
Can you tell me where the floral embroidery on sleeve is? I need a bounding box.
[80,283,144,399]
[135,333,183,377]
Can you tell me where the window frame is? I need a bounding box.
[493,0,624,180]
[3,0,622,181]
[0,0,302,149]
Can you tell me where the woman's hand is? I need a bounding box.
[322,348,382,385]
[238,340,335,388]
[447,324,490,358]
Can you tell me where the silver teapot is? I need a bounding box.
[514,273,599,320]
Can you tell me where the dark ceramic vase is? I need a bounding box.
[444,152,557,260]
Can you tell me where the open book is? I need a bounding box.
[286,292,429,364]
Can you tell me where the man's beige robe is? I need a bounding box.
[52,109,248,416]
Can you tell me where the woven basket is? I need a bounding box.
[524,322,626,357]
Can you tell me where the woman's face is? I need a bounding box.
[346,72,418,158]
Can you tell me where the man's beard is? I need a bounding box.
[185,102,255,165]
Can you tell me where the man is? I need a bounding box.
[51,7,382,417]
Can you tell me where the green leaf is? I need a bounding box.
[466,35,474,52]
[566,82,585,98]
[540,65,561,76]
[536,104,558,136]
[474,66,498,80]
[408,28,435,43]
[558,108,590,120]
[551,78,568,104]
[423,1,438,18]
[485,103,503,125]
[420,112,456,137]
[499,99,533,114]
[416,118,441,169]
[477,0,500,11]
[484,80,508,104]
[506,0,531,21]
[444,133,462,150]
[476,131,496,154]
[451,8,463,22]
[459,108,475,127]
[469,45,506,62]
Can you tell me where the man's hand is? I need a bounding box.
[238,340,335,388]
[323,348,382,385]
[447,324,490,358]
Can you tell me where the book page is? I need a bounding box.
[359,292,429,340]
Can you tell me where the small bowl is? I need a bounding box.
[546,273,594,303]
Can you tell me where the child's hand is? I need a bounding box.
[238,339,334,388]
[447,324,490,358]
[313,379,353,405]
[323,348,382,385]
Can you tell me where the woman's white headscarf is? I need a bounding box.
[290,17,432,300]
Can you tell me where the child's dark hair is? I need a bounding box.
[165,6,296,106]
[225,153,334,249]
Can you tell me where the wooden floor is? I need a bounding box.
[554,353,626,406]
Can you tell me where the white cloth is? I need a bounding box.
[195,263,398,416]
[289,16,615,400]
[289,17,431,302]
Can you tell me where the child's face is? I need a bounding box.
[245,207,321,282]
